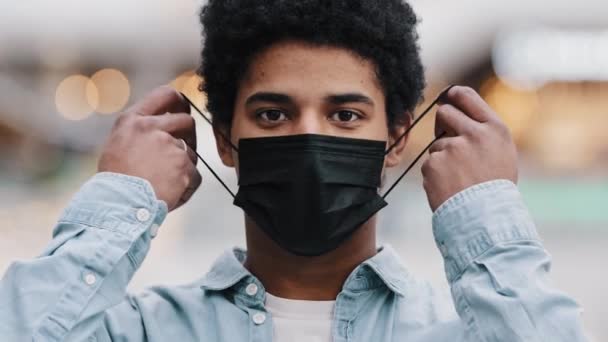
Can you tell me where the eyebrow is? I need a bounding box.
[244,91,375,107]
[245,92,292,106]
[325,93,375,106]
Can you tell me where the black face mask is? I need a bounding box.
[235,134,387,256]
[181,85,454,257]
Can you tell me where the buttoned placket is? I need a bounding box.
[331,260,406,342]
[333,286,364,342]
[234,278,274,342]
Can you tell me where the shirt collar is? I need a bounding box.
[355,245,412,297]
[197,248,252,291]
[197,245,412,297]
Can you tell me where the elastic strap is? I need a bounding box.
[180,93,239,152]
[181,93,237,198]
[384,84,455,155]
[382,132,445,199]
[382,85,456,199]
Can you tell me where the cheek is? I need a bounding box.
[364,107,390,141]
[366,124,390,147]
[232,149,240,175]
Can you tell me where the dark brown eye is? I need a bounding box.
[258,110,287,122]
[331,110,360,122]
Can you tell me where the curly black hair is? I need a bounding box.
[197,0,425,130]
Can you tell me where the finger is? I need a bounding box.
[428,138,447,154]
[428,136,458,154]
[151,113,196,135]
[172,137,198,164]
[176,163,203,209]
[127,85,191,116]
[445,86,497,123]
[437,84,458,103]
[154,114,197,164]
[421,150,446,179]
[435,104,478,137]
[170,115,198,161]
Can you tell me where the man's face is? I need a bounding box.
[215,40,408,170]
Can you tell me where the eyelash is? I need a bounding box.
[328,110,363,123]
[255,109,288,123]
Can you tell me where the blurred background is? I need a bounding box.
[0,0,606,340]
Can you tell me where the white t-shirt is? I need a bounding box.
[265,292,335,342]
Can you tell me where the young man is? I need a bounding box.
[0,1,587,341]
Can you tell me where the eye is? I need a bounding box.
[257,109,288,122]
[330,110,362,123]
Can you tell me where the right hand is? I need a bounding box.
[98,86,202,211]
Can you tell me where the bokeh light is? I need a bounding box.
[55,75,98,121]
[171,70,207,110]
[481,77,539,146]
[87,68,130,114]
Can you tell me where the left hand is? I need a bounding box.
[422,86,518,212]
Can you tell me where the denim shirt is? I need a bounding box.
[0,173,588,342]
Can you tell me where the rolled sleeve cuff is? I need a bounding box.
[54,172,168,269]
[432,180,540,283]
[59,172,167,238]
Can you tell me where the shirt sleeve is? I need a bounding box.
[0,172,167,342]
[432,180,589,342]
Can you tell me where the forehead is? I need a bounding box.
[238,40,384,100]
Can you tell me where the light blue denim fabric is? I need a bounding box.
[0,173,588,341]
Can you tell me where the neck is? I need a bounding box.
[243,216,378,301]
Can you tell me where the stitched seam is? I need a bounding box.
[449,238,543,283]
[36,247,136,341]
[56,220,143,238]
[454,284,486,342]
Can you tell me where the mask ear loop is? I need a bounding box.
[382,85,456,200]
[181,94,239,152]
[180,93,237,199]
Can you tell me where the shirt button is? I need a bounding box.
[150,224,160,238]
[136,208,151,222]
[252,312,266,325]
[245,283,258,296]
[84,273,96,286]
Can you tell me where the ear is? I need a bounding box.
[213,125,236,168]
[385,114,412,168]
